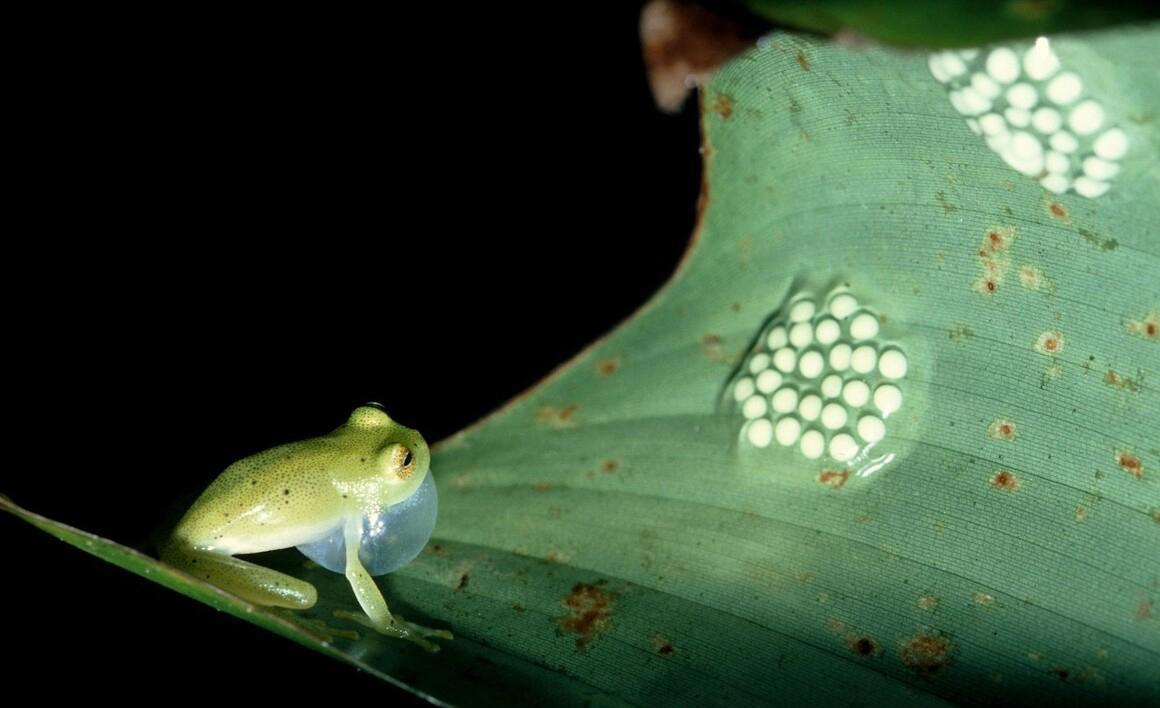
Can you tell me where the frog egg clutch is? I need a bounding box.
[727,285,909,477]
[297,472,438,575]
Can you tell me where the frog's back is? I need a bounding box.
[172,437,349,555]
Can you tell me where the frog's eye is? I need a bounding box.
[389,445,417,480]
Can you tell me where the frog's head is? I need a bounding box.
[345,404,432,489]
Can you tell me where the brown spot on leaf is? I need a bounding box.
[1152,509,1160,525]
[917,595,939,611]
[948,323,975,341]
[1074,505,1088,523]
[1047,201,1068,221]
[900,633,952,675]
[455,572,470,592]
[972,592,995,607]
[1137,597,1153,622]
[847,635,879,657]
[991,470,1020,491]
[1117,451,1143,480]
[795,49,810,70]
[1126,311,1159,341]
[559,582,616,648]
[535,404,579,429]
[1078,228,1118,251]
[534,482,555,492]
[653,634,676,655]
[988,419,1017,441]
[597,355,622,377]
[426,543,447,556]
[701,333,725,362]
[711,93,734,119]
[818,470,849,489]
[1104,369,1142,392]
[601,459,620,474]
[974,226,1015,296]
[974,275,999,295]
[1019,265,1051,292]
[1035,330,1063,355]
[985,227,1013,252]
[935,191,958,214]
[512,603,526,613]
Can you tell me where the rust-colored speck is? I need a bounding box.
[597,355,621,377]
[1078,227,1119,252]
[900,634,952,675]
[1126,311,1159,341]
[1117,451,1143,480]
[818,469,849,489]
[991,470,1020,491]
[601,459,620,474]
[973,275,998,295]
[949,323,975,341]
[1104,369,1141,393]
[847,635,880,657]
[1152,508,1160,524]
[653,634,676,655]
[1048,201,1068,221]
[988,419,1017,441]
[701,333,725,362]
[712,93,734,119]
[512,603,526,613]
[1137,597,1153,622]
[535,404,579,428]
[974,226,1015,296]
[1035,330,1063,355]
[534,482,554,492]
[426,543,447,556]
[559,581,616,648]
[455,572,470,592]
[795,50,810,70]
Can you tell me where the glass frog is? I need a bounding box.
[162,404,452,651]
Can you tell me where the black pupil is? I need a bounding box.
[403,450,413,466]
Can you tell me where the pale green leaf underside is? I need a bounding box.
[5,27,1160,706]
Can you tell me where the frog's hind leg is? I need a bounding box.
[162,542,317,609]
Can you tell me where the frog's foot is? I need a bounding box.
[333,610,453,652]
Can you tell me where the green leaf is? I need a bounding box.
[744,0,1160,48]
[5,26,1159,705]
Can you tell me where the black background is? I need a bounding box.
[3,3,707,701]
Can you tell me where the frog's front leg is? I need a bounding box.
[337,518,452,652]
[162,541,317,609]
